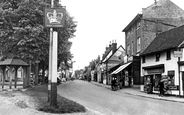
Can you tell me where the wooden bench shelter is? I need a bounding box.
[0,57,29,89]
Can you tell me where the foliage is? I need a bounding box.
[89,55,100,70]
[0,0,77,68]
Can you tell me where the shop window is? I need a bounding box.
[154,74,161,87]
[166,50,171,60]
[168,76,174,86]
[156,53,160,62]
[168,70,175,86]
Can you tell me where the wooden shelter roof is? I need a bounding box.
[0,57,29,67]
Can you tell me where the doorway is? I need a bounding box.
[182,72,184,92]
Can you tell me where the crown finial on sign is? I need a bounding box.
[47,10,63,24]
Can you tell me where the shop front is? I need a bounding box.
[110,62,133,87]
[143,64,180,95]
[143,64,164,93]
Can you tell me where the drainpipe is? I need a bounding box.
[178,41,184,97]
[106,61,108,85]
[178,48,181,97]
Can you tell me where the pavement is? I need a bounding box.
[91,81,184,103]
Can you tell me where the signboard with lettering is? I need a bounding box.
[168,85,179,90]
[174,51,182,58]
[44,8,66,28]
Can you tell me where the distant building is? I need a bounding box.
[101,41,126,85]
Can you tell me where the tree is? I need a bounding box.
[0,0,77,70]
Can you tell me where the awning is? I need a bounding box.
[110,62,132,75]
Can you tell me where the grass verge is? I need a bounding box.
[22,85,86,114]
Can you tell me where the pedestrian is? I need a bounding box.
[119,78,123,89]
[158,80,164,97]
[111,77,115,90]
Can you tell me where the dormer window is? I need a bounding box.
[166,50,171,60]
[142,56,145,63]
[156,53,160,62]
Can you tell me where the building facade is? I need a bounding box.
[101,42,126,85]
[141,25,184,96]
[122,0,184,86]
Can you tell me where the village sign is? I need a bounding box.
[45,8,66,28]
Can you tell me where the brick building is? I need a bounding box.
[122,0,184,86]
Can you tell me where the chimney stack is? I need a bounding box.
[109,41,112,51]
[112,40,117,53]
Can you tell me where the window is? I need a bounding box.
[137,37,140,52]
[166,50,171,60]
[127,31,130,39]
[137,21,141,30]
[131,27,133,35]
[168,70,175,86]
[156,53,160,61]
[131,41,134,55]
[156,20,162,35]
[142,56,145,63]
[127,44,130,56]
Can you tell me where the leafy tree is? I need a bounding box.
[0,0,77,69]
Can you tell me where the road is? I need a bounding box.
[57,80,184,115]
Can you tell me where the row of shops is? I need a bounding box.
[90,25,184,97]
[94,33,184,97]
[95,52,184,97]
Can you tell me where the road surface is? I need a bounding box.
[58,80,184,115]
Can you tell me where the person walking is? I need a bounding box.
[158,80,164,97]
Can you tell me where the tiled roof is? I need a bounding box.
[142,0,184,26]
[141,25,184,56]
[123,0,184,32]
[143,0,184,19]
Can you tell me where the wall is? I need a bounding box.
[141,19,176,54]
[125,0,184,57]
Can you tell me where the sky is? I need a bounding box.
[61,0,184,71]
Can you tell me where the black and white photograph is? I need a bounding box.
[0,0,184,115]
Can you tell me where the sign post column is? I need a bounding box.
[51,31,58,107]
[48,0,54,103]
[45,4,66,107]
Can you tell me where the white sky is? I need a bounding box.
[61,0,184,71]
